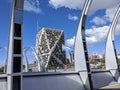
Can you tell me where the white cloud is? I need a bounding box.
[65,36,75,48]
[90,17,106,25]
[89,0,120,14]
[65,23,120,54]
[68,14,78,21]
[86,23,120,44]
[65,23,120,47]
[90,6,119,26]
[62,44,72,50]
[24,0,42,14]
[86,26,109,45]
[49,0,120,13]
[104,7,117,22]
[49,0,84,10]
[115,23,120,35]
[65,26,109,47]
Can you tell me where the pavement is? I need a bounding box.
[99,83,120,89]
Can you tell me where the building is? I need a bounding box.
[117,54,120,59]
[70,51,74,63]
[36,28,66,70]
[89,53,103,63]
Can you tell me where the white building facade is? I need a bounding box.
[36,28,66,70]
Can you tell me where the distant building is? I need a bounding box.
[70,51,74,63]
[117,54,120,59]
[36,28,66,69]
[89,53,103,63]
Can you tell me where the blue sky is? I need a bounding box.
[0,0,120,66]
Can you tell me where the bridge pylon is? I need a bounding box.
[6,0,24,90]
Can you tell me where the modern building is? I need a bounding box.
[36,28,66,70]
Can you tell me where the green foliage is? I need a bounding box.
[118,59,120,64]
[0,67,4,72]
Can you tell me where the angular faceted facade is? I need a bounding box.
[36,28,66,69]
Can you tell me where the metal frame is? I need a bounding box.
[105,5,120,82]
[6,0,24,90]
[74,0,93,89]
[1,0,119,90]
[23,48,29,72]
[23,46,45,72]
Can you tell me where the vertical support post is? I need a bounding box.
[33,47,45,72]
[105,5,120,82]
[6,0,24,90]
[74,0,93,89]
[23,49,29,72]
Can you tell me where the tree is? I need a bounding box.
[0,67,4,72]
[118,59,120,64]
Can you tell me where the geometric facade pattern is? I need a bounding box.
[1,0,120,90]
[36,28,66,69]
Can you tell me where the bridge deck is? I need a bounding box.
[0,71,120,90]
[99,83,120,89]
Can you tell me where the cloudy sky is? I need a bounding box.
[0,0,120,66]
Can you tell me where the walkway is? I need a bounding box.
[99,83,120,89]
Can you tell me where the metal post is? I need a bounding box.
[6,0,24,90]
[23,49,29,72]
[74,0,93,89]
[24,46,45,72]
[105,5,120,82]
